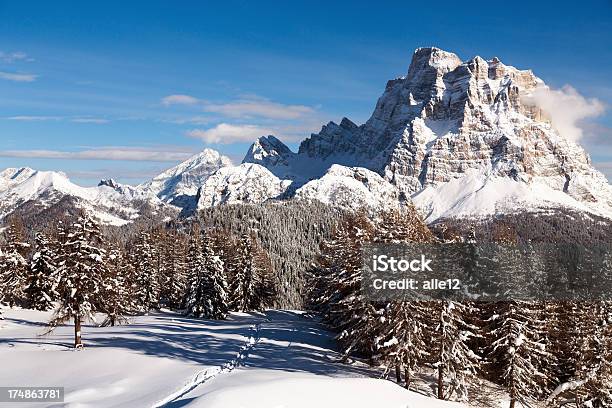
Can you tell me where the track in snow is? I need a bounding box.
[150,322,262,408]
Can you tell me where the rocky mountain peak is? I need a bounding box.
[98,178,120,189]
[141,148,233,202]
[243,135,295,167]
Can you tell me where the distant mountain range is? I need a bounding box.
[2,47,611,226]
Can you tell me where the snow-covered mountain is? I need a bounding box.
[294,165,403,211]
[2,47,611,223]
[196,163,292,208]
[0,167,172,226]
[140,148,233,204]
[240,47,612,221]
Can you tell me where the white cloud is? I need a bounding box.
[202,98,314,120]
[6,116,109,124]
[71,118,109,124]
[524,85,605,142]
[7,115,62,121]
[163,93,316,120]
[0,71,37,82]
[161,94,200,106]
[0,147,197,162]
[187,123,274,144]
[0,51,32,63]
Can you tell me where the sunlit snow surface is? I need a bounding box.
[0,308,465,408]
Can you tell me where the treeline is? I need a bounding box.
[308,208,612,408]
[0,213,277,348]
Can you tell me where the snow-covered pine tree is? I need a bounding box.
[485,300,554,408]
[548,301,612,407]
[431,300,481,401]
[0,221,30,307]
[229,234,258,312]
[159,231,187,309]
[200,234,228,319]
[184,232,228,319]
[25,233,59,311]
[308,211,378,358]
[98,246,131,327]
[132,232,160,312]
[372,208,438,388]
[49,215,107,348]
[374,301,431,389]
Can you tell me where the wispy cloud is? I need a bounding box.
[161,94,200,106]
[187,123,274,144]
[162,93,316,120]
[6,116,109,124]
[523,85,605,142]
[0,71,38,82]
[0,146,197,162]
[202,98,314,120]
[7,115,62,121]
[71,118,109,124]
[0,51,33,63]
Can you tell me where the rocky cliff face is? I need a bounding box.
[246,47,612,220]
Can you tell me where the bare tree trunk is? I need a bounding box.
[404,367,410,389]
[395,364,401,383]
[509,397,515,408]
[437,365,444,399]
[74,315,82,349]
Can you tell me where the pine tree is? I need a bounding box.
[0,221,30,307]
[229,234,258,312]
[309,212,378,357]
[547,301,612,407]
[375,301,431,389]
[132,232,160,312]
[432,300,481,401]
[25,233,58,311]
[252,243,277,310]
[485,300,554,408]
[48,216,107,348]
[184,233,228,319]
[99,247,131,326]
[159,231,187,309]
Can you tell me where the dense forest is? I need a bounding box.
[1,201,611,407]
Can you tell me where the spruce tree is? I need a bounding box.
[485,300,554,408]
[0,221,30,307]
[132,232,160,312]
[49,216,107,348]
[25,233,58,311]
[159,231,187,309]
[184,233,229,319]
[99,247,131,327]
[432,300,481,401]
[229,234,258,312]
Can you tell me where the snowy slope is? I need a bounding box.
[197,163,292,208]
[295,164,401,210]
[411,168,612,222]
[0,308,466,408]
[0,167,171,226]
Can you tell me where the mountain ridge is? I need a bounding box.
[1,47,610,224]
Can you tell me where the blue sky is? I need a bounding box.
[0,0,611,185]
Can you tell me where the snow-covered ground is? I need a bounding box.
[0,308,466,408]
